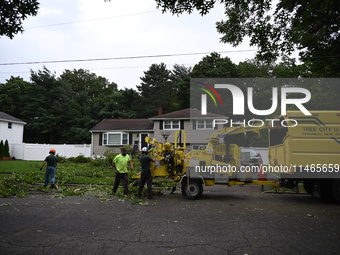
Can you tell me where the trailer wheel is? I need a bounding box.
[331,179,340,204]
[181,179,203,199]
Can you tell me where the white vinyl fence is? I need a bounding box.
[9,143,91,161]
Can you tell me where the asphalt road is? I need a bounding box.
[1,185,339,255]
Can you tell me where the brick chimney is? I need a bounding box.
[158,106,163,116]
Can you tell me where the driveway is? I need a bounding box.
[1,185,339,255]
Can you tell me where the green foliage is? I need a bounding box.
[155,0,215,15]
[0,54,336,148]
[156,0,340,76]
[0,0,40,39]
[72,164,105,178]
[136,63,177,117]
[0,77,31,118]
[103,149,118,163]
[236,59,271,78]
[171,64,192,109]
[22,67,71,143]
[99,88,142,119]
[91,156,109,167]
[0,160,170,201]
[56,154,67,163]
[68,155,92,163]
[4,140,10,157]
[191,52,238,78]
[0,140,4,158]
[54,166,76,185]
[59,69,119,143]
[0,173,39,197]
[0,160,40,174]
[0,68,120,144]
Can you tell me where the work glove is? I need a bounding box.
[40,167,43,171]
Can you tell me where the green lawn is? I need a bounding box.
[0,160,115,184]
[0,160,170,200]
[0,160,121,198]
[0,160,41,174]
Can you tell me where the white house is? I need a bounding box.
[0,112,26,144]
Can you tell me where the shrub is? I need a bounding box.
[0,140,4,158]
[74,155,92,163]
[91,156,108,167]
[4,140,10,157]
[103,149,118,166]
[68,155,92,163]
[56,154,67,163]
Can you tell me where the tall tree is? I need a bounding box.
[189,53,238,117]
[59,69,118,143]
[155,0,340,76]
[171,64,192,109]
[99,88,142,119]
[236,59,271,78]
[271,57,310,78]
[0,0,40,39]
[22,67,70,143]
[136,63,175,117]
[191,52,238,78]
[0,76,30,118]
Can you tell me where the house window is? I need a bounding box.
[8,123,12,129]
[163,120,180,130]
[196,120,214,130]
[102,133,129,145]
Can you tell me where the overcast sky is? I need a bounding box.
[0,0,257,90]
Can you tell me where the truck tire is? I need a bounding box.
[303,180,316,195]
[319,180,334,202]
[181,179,203,199]
[331,179,340,204]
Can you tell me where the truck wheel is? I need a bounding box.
[181,179,203,199]
[319,180,333,202]
[331,179,340,204]
[303,180,315,195]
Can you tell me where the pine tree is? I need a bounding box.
[4,140,10,157]
[0,140,4,158]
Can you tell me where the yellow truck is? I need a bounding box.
[268,111,340,202]
[141,111,340,203]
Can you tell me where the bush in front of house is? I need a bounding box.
[0,140,4,158]
[68,155,92,163]
[4,140,10,157]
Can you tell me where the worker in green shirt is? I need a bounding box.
[112,148,133,195]
[137,147,156,199]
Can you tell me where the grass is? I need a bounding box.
[0,160,41,174]
[0,159,173,201]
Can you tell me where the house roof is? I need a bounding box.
[0,112,26,125]
[149,108,227,120]
[90,119,154,132]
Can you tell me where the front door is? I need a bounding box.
[140,133,149,150]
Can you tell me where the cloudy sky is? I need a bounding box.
[0,0,257,90]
